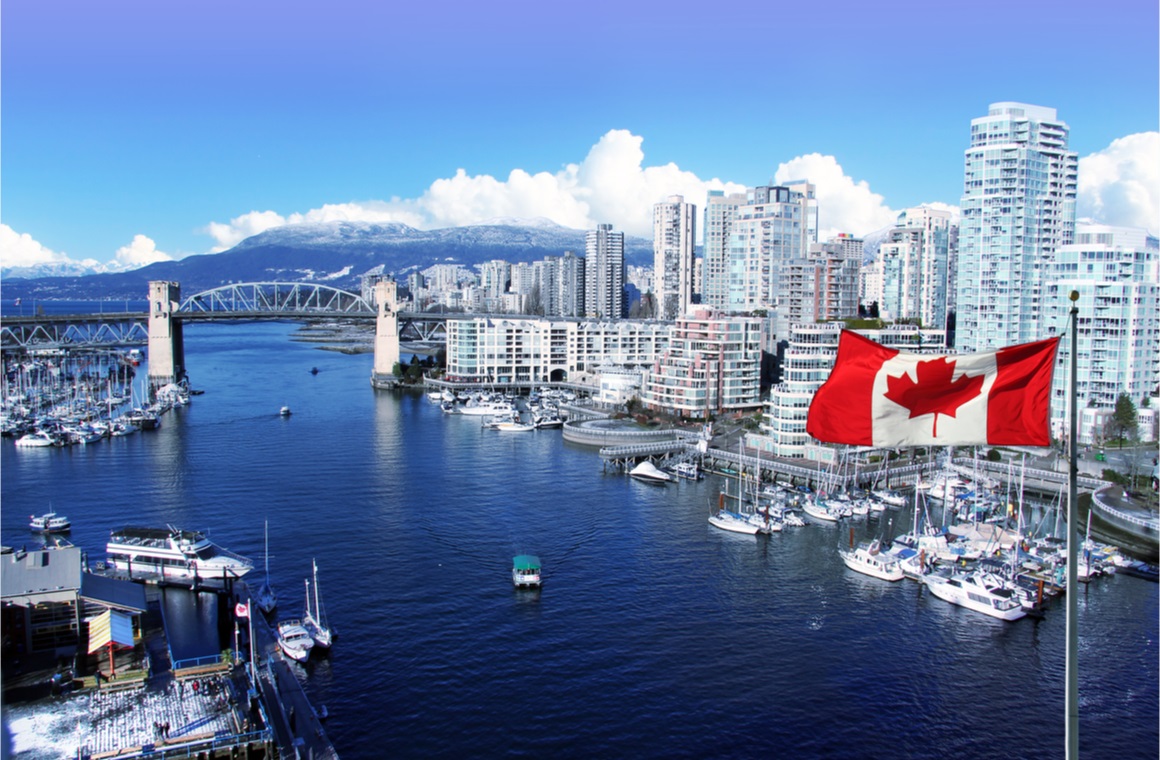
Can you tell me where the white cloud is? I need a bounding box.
[202,130,749,246]
[774,153,898,240]
[0,224,107,274]
[205,210,290,252]
[113,235,173,267]
[1077,132,1160,233]
[1,224,74,267]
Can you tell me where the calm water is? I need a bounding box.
[3,321,1157,759]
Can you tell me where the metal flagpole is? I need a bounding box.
[249,612,257,687]
[1066,291,1079,759]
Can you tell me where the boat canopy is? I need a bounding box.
[513,555,541,570]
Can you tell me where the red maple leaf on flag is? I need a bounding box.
[883,357,984,437]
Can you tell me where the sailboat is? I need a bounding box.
[254,520,277,614]
[303,559,335,648]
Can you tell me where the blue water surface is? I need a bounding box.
[2,321,1156,759]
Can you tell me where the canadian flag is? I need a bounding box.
[806,331,1060,447]
[235,602,250,619]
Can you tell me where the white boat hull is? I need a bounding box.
[709,511,760,535]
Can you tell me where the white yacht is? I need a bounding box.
[629,461,671,484]
[871,489,907,508]
[708,510,760,535]
[801,498,843,523]
[106,526,254,586]
[839,540,905,582]
[923,571,1026,621]
[15,430,57,447]
[276,619,315,662]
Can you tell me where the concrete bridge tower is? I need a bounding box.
[370,277,401,389]
[147,280,185,393]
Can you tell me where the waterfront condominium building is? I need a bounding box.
[726,184,814,318]
[875,206,956,329]
[444,317,668,385]
[956,102,1077,352]
[652,195,698,320]
[750,322,947,459]
[702,190,747,309]
[640,309,763,418]
[1044,224,1159,442]
[584,224,625,319]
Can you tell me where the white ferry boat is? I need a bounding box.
[106,526,254,586]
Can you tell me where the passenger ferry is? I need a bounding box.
[106,526,254,586]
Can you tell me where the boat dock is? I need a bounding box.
[4,578,337,760]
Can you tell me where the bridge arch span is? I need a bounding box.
[178,282,374,315]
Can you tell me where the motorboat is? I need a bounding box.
[708,510,760,535]
[14,430,58,447]
[276,619,315,662]
[493,417,536,432]
[106,525,254,586]
[458,399,516,417]
[671,462,703,481]
[923,571,1026,621]
[512,555,542,587]
[30,511,71,533]
[871,489,907,508]
[303,559,334,648]
[839,540,905,582]
[280,406,292,417]
[533,413,563,429]
[801,498,842,523]
[629,461,672,484]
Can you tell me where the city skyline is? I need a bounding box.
[2,0,1157,273]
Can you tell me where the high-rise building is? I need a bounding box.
[584,224,625,319]
[726,184,813,316]
[558,251,585,318]
[1045,224,1159,442]
[955,102,1077,351]
[785,235,862,325]
[702,190,746,309]
[875,206,955,329]
[653,195,697,320]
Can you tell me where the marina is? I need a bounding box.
[2,320,1157,759]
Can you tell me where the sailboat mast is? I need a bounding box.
[313,559,321,620]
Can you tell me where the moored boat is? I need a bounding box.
[629,461,671,484]
[106,525,254,586]
[671,462,703,480]
[276,619,315,662]
[303,559,334,648]
[708,509,760,535]
[923,571,1026,621]
[839,540,905,582]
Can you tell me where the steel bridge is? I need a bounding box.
[0,282,450,351]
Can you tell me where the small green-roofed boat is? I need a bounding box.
[512,555,542,587]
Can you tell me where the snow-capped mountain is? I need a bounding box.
[1,220,654,301]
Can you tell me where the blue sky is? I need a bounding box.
[2,0,1157,271]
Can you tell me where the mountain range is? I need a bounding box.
[1,220,655,302]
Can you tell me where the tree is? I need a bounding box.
[1108,392,1139,448]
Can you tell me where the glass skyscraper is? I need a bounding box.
[955,102,1077,351]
